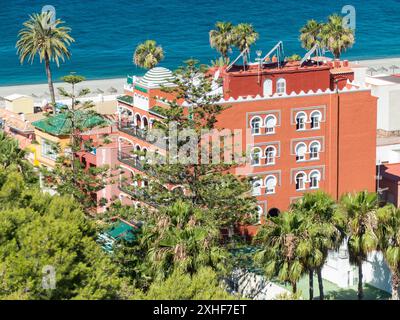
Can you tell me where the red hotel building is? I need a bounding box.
[116,56,377,223]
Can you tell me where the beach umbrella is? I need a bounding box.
[389,65,400,74]
[107,87,118,94]
[377,66,389,74]
[367,67,377,76]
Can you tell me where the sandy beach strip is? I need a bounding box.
[0,77,126,103]
[1,57,400,100]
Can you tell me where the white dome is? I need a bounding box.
[139,67,175,87]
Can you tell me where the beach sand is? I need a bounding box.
[1,57,400,100]
[0,78,126,102]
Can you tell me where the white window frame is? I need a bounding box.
[265,175,277,194]
[309,170,321,189]
[251,147,262,166]
[309,141,321,160]
[252,179,262,196]
[265,146,276,165]
[310,111,322,129]
[295,142,307,162]
[295,112,307,131]
[41,138,58,161]
[250,116,262,135]
[265,114,277,134]
[295,172,306,191]
[276,78,286,94]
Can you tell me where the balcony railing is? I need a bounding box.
[117,95,134,105]
[118,121,168,149]
[118,150,166,174]
[118,184,159,208]
[118,151,146,172]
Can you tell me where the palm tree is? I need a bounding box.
[133,40,164,70]
[299,19,323,50]
[16,12,74,106]
[232,23,259,66]
[141,201,228,280]
[209,22,234,61]
[376,204,400,300]
[319,14,355,59]
[254,211,307,294]
[291,192,342,300]
[338,191,379,300]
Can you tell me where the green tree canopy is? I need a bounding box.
[0,168,126,300]
[133,40,164,69]
[132,267,237,300]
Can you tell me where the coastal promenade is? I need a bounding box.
[1,57,400,100]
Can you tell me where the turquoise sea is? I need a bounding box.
[0,0,400,85]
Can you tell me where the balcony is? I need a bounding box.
[118,151,146,172]
[118,121,168,149]
[118,150,166,175]
[117,95,134,106]
[118,184,159,208]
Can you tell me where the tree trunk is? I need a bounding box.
[317,267,324,300]
[391,269,400,300]
[292,281,297,294]
[358,261,364,300]
[309,270,314,300]
[44,54,56,109]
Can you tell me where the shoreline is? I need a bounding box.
[2,56,400,100]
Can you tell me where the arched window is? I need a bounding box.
[142,116,149,130]
[250,117,262,135]
[295,172,306,190]
[310,111,322,129]
[309,141,321,159]
[296,112,307,130]
[265,146,276,165]
[141,180,149,188]
[309,170,321,189]
[135,114,141,127]
[265,175,277,194]
[251,147,262,166]
[252,179,262,196]
[276,78,286,94]
[295,142,307,161]
[263,79,273,96]
[265,115,277,134]
[141,147,148,161]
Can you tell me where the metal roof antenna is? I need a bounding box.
[262,41,284,68]
[300,43,322,67]
[226,47,250,72]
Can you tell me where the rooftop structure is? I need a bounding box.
[115,47,377,223]
[97,219,140,252]
[32,112,108,136]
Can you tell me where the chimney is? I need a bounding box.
[343,60,349,67]
[334,59,341,68]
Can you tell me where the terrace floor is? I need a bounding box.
[278,275,391,300]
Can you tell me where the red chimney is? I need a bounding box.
[343,60,349,67]
[334,59,341,68]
